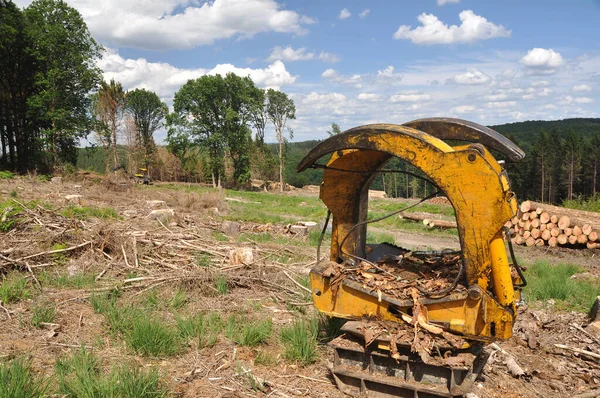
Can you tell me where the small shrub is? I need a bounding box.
[31,303,56,328]
[226,315,272,347]
[0,272,30,304]
[280,319,318,364]
[0,170,14,179]
[215,275,229,295]
[0,359,48,398]
[56,348,169,398]
[126,317,181,357]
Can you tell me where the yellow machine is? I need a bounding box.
[297,118,526,397]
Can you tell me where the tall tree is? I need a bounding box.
[589,133,600,197]
[266,89,295,192]
[532,129,552,202]
[562,129,583,201]
[125,89,168,169]
[327,122,342,136]
[250,88,267,146]
[24,0,102,168]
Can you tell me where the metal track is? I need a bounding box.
[330,325,489,398]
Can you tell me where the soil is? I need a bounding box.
[1,176,600,398]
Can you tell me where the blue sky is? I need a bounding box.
[14,0,600,143]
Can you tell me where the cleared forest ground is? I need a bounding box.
[1,175,600,398]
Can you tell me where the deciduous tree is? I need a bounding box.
[266,89,295,192]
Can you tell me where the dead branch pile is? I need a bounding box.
[507,200,600,250]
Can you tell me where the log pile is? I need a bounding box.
[507,200,600,250]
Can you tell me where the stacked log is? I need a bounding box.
[507,201,600,250]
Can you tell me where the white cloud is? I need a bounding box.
[300,92,349,115]
[452,105,476,114]
[484,93,508,101]
[531,80,550,87]
[377,66,403,83]
[321,69,363,87]
[339,8,351,20]
[520,48,564,71]
[437,0,460,5]
[393,10,511,45]
[321,68,339,79]
[486,101,517,108]
[575,97,594,104]
[359,9,370,19]
[390,92,431,102]
[572,84,592,92]
[539,88,553,96]
[357,93,381,101]
[452,68,490,85]
[98,48,296,103]
[18,0,315,50]
[267,46,339,63]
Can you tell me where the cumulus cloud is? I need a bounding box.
[321,69,339,79]
[520,48,564,72]
[437,0,460,5]
[321,69,363,87]
[17,0,315,50]
[267,46,339,63]
[377,66,403,83]
[357,93,381,101]
[452,105,476,114]
[339,8,351,19]
[572,84,592,92]
[301,92,349,115]
[452,68,490,85]
[393,10,510,45]
[486,101,517,109]
[531,80,550,87]
[390,92,431,102]
[359,9,370,19]
[98,48,296,102]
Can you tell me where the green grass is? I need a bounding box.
[524,261,600,312]
[254,350,277,366]
[280,318,319,365]
[215,275,229,295]
[169,289,188,310]
[50,243,69,265]
[563,196,600,212]
[0,272,31,304]
[126,318,181,357]
[31,302,56,328]
[60,205,119,220]
[225,315,272,347]
[90,293,140,335]
[39,271,96,289]
[195,254,212,267]
[0,170,14,179]
[55,348,170,398]
[176,312,223,348]
[317,315,346,343]
[0,359,48,398]
[366,231,396,244]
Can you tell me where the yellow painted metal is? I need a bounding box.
[303,123,521,342]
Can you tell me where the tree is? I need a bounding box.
[93,79,126,170]
[266,89,295,192]
[533,129,552,202]
[250,88,267,145]
[327,122,342,136]
[589,133,600,197]
[125,89,168,169]
[24,0,102,168]
[562,129,583,201]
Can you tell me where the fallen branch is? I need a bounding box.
[555,344,600,361]
[282,271,311,294]
[16,241,92,261]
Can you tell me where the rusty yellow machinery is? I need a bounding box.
[297,118,526,397]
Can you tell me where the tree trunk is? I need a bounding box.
[541,154,545,202]
[278,128,283,193]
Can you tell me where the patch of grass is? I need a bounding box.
[226,315,272,347]
[195,254,212,267]
[39,271,96,289]
[50,243,69,265]
[524,261,600,312]
[31,302,56,328]
[254,350,277,366]
[0,358,48,398]
[563,197,600,213]
[0,170,14,179]
[169,289,188,310]
[215,274,229,295]
[90,293,140,335]
[280,318,318,365]
[176,312,223,348]
[212,231,229,242]
[60,205,119,220]
[0,272,31,304]
[55,348,169,398]
[126,317,181,357]
[9,190,18,198]
[317,315,346,343]
[144,289,159,309]
[366,231,395,244]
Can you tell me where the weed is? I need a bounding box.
[144,289,159,309]
[280,318,318,364]
[0,170,14,179]
[55,348,169,397]
[90,293,139,335]
[37,175,50,183]
[177,312,222,348]
[50,243,69,265]
[215,274,229,295]
[563,196,600,213]
[169,288,188,310]
[0,358,48,398]
[212,231,229,242]
[226,315,272,347]
[524,261,600,312]
[31,302,56,328]
[254,351,277,366]
[39,271,96,289]
[195,254,212,267]
[60,205,119,220]
[9,190,18,198]
[126,317,181,357]
[0,272,31,304]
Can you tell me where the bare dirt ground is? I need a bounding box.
[1,176,600,397]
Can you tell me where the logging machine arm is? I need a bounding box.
[297,118,525,342]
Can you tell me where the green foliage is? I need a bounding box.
[225,315,272,347]
[317,316,346,343]
[215,275,229,295]
[60,205,119,220]
[125,89,168,166]
[0,359,48,398]
[31,302,56,328]
[50,242,68,265]
[562,196,600,212]
[176,312,223,348]
[126,318,181,357]
[280,319,318,364]
[169,289,188,310]
[524,261,600,312]
[0,171,14,179]
[55,348,169,398]
[0,272,31,304]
